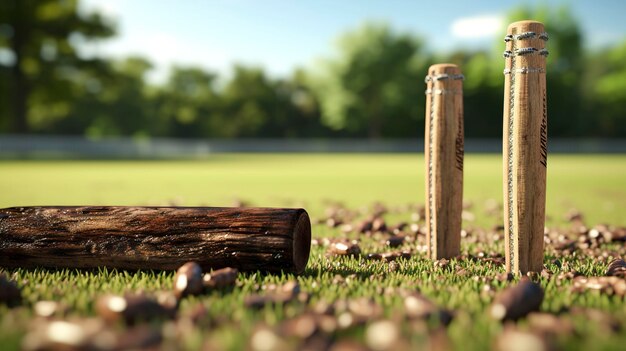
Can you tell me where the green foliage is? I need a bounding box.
[151,66,218,138]
[0,0,115,133]
[307,22,428,138]
[585,40,626,136]
[0,1,625,139]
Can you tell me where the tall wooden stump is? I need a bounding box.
[424,63,464,260]
[502,21,549,273]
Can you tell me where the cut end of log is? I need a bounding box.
[292,210,311,275]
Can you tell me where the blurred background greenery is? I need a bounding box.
[0,0,625,140]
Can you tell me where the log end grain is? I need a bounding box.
[292,210,312,275]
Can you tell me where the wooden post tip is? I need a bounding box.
[428,63,461,75]
[507,20,545,32]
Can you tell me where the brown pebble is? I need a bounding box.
[244,281,303,309]
[301,334,334,351]
[606,258,626,277]
[427,328,452,351]
[116,325,163,350]
[495,272,515,282]
[181,303,209,324]
[340,224,355,233]
[22,318,113,351]
[174,262,204,298]
[244,295,271,309]
[365,320,399,351]
[348,297,382,320]
[387,261,399,272]
[490,279,544,322]
[33,301,68,319]
[385,235,406,248]
[366,253,383,260]
[390,222,408,234]
[250,326,286,351]
[540,269,552,280]
[315,314,339,334]
[312,300,335,315]
[434,259,450,268]
[356,219,373,233]
[565,210,584,223]
[404,293,453,326]
[326,217,342,228]
[280,313,318,339]
[203,267,238,289]
[366,251,411,262]
[527,312,575,336]
[96,293,175,325]
[455,268,470,277]
[371,217,387,233]
[572,276,626,296]
[493,327,556,351]
[0,273,21,306]
[328,241,361,256]
[155,290,179,311]
[329,340,369,351]
[570,307,622,333]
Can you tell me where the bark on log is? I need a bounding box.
[0,206,311,274]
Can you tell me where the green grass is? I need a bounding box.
[1,154,625,350]
[1,154,625,225]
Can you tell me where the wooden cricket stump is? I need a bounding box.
[0,206,311,274]
[424,63,464,260]
[502,21,549,273]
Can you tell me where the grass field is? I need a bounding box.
[1,154,625,350]
[1,154,625,225]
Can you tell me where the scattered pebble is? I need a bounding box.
[250,326,285,351]
[572,276,626,296]
[203,267,238,289]
[0,273,21,306]
[174,262,204,298]
[96,293,175,325]
[385,235,405,248]
[404,293,453,326]
[347,298,382,320]
[22,318,114,351]
[365,320,399,351]
[33,301,67,319]
[527,312,575,336]
[606,258,626,277]
[490,279,544,322]
[244,281,305,309]
[328,241,361,256]
[493,327,555,351]
[329,340,369,351]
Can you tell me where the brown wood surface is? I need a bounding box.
[0,206,311,274]
[502,21,548,273]
[424,63,464,259]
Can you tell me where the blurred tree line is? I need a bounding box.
[1,1,625,139]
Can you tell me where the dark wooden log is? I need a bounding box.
[0,206,311,274]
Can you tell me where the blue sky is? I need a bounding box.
[81,0,626,81]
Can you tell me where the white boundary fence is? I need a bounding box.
[0,135,625,159]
